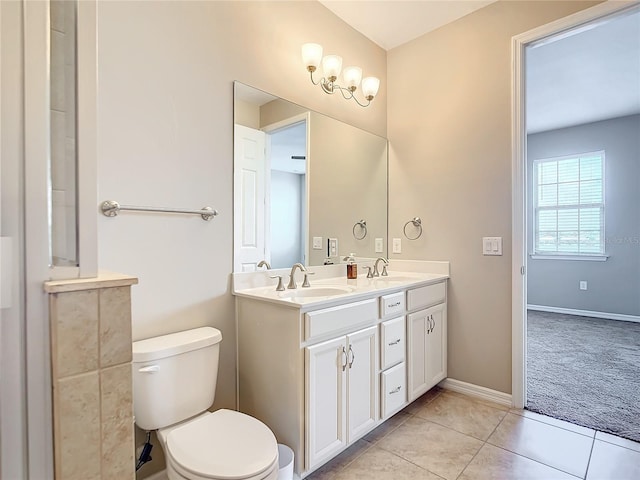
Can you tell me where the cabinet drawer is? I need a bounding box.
[407,282,446,311]
[380,316,405,370]
[305,298,378,341]
[381,362,406,419]
[379,292,405,318]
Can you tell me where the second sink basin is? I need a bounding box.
[279,286,353,299]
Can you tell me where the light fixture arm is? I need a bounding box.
[308,70,372,108]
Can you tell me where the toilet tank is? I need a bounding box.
[132,327,222,431]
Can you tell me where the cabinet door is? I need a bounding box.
[425,303,447,387]
[306,336,347,469]
[346,326,379,442]
[407,308,428,401]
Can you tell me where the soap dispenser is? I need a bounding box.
[344,253,357,280]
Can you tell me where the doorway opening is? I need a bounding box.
[512,1,640,443]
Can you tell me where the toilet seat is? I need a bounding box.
[162,409,279,480]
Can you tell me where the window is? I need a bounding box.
[533,151,605,256]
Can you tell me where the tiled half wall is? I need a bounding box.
[45,273,138,479]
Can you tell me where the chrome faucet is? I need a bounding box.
[257,260,271,270]
[373,257,389,277]
[287,263,307,289]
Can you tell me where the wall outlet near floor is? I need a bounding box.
[392,237,402,254]
[375,238,384,253]
[580,281,588,290]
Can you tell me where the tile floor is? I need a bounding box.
[305,388,640,480]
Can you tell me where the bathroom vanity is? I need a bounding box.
[233,265,448,478]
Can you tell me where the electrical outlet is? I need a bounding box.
[312,237,323,250]
[580,281,587,290]
[392,238,402,254]
[375,237,384,253]
[328,238,338,257]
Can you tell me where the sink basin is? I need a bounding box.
[279,286,353,299]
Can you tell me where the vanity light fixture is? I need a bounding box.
[302,43,380,108]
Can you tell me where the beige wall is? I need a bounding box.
[387,0,600,394]
[96,1,385,474]
[307,111,388,265]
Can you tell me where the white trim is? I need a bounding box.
[76,0,98,278]
[530,254,608,262]
[512,0,640,411]
[439,378,512,408]
[24,1,54,477]
[528,304,640,324]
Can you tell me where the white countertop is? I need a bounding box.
[232,270,449,310]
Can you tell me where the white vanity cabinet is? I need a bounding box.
[407,282,447,401]
[235,274,448,478]
[306,325,378,469]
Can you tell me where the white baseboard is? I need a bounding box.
[140,470,167,480]
[527,305,640,324]
[439,378,512,408]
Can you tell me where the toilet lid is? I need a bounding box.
[166,409,278,480]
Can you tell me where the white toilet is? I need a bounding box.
[132,327,279,480]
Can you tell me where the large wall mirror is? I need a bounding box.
[233,82,388,271]
[49,0,78,268]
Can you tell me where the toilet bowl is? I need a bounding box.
[158,410,279,480]
[132,327,279,480]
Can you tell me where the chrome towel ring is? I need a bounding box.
[403,217,423,240]
[353,219,367,240]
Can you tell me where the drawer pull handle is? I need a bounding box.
[348,345,355,368]
[387,301,401,308]
[389,386,402,394]
[341,346,348,371]
[388,339,401,346]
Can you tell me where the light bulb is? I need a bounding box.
[362,76,380,101]
[322,55,343,82]
[343,66,362,92]
[301,43,323,72]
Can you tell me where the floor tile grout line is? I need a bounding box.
[410,412,505,443]
[583,436,597,480]
[516,409,598,439]
[593,434,640,453]
[485,440,587,479]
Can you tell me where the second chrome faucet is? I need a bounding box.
[287,263,314,289]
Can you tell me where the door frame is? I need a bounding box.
[511,0,639,409]
[262,112,310,266]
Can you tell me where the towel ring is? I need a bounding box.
[403,217,423,240]
[353,219,367,240]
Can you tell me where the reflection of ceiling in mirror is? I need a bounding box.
[235,82,276,106]
[270,122,307,174]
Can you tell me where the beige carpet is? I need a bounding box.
[527,310,640,443]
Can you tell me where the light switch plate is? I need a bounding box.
[580,281,587,290]
[312,237,323,250]
[375,238,384,253]
[392,238,402,254]
[482,237,502,256]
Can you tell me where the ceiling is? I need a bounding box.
[526,10,640,134]
[318,0,496,50]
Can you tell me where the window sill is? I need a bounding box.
[529,254,609,262]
